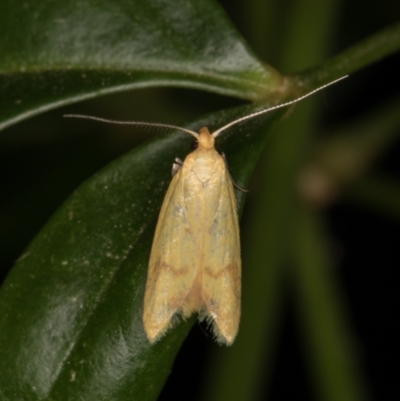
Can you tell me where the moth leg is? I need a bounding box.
[171,157,183,177]
[221,152,248,193]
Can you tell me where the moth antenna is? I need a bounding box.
[212,75,348,138]
[64,114,199,139]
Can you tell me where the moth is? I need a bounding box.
[65,76,347,345]
[143,125,242,345]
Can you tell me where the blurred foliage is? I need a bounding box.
[1,0,400,400]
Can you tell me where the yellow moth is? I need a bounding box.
[65,76,347,345]
[144,125,242,345]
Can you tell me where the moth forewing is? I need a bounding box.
[143,163,200,342]
[201,164,241,344]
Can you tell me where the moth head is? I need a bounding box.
[197,127,215,150]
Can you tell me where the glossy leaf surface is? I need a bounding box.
[0,0,277,131]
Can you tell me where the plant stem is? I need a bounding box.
[295,21,400,86]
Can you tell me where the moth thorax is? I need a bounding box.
[197,127,215,150]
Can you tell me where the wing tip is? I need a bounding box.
[143,313,182,344]
[202,312,239,346]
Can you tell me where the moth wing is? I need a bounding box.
[202,167,241,345]
[143,165,201,343]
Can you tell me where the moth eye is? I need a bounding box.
[191,140,198,150]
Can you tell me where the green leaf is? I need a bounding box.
[0,0,280,131]
[0,104,281,401]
